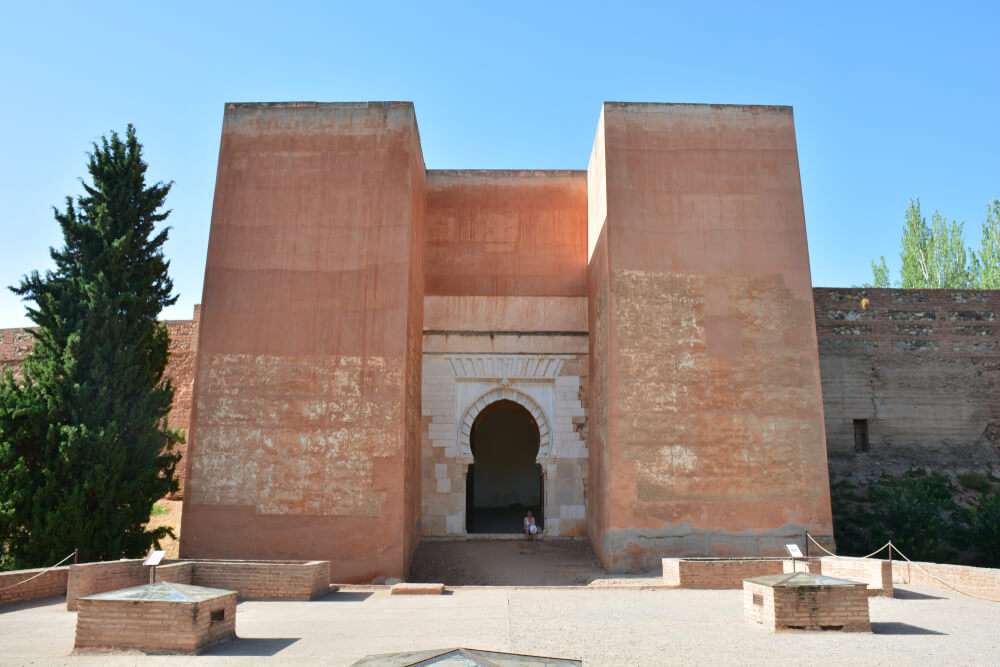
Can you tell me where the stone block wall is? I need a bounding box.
[421,350,589,537]
[0,327,33,378]
[0,566,69,605]
[815,288,1000,481]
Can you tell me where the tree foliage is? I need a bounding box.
[0,126,181,570]
[871,198,1000,289]
[974,200,1000,289]
[960,489,1000,568]
[831,469,1000,566]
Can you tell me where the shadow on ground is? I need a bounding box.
[893,588,946,600]
[203,637,300,656]
[315,590,374,602]
[0,595,65,614]
[871,622,946,636]
[408,539,606,586]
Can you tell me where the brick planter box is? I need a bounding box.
[67,558,330,609]
[663,558,787,589]
[74,582,236,654]
[185,560,329,600]
[744,572,870,632]
[67,559,148,610]
[820,557,893,597]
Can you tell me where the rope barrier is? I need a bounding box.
[805,533,998,603]
[888,543,998,603]
[807,533,891,559]
[0,551,76,592]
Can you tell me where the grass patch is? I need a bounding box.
[958,471,992,494]
[149,503,169,518]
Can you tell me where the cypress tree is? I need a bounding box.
[0,125,181,569]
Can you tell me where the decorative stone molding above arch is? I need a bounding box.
[448,355,565,379]
[458,386,552,460]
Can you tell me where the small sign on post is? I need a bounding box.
[144,550,166,583]
[785,543,804,572]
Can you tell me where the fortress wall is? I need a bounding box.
[587,103,834,571]
[425,170,588,297]
[814,288,1000,480]
[180,102,425,583]
[586,108,612,562]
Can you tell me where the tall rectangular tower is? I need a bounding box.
[180,103,425,581]
[587,103,834,571]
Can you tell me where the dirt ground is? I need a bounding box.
[143,499,182,559]
[409,538,619,586]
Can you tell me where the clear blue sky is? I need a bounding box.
[1,1,998,327]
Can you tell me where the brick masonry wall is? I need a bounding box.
[814,288,1000,481]
[819,557,893,597]
[74,593,236,653]
[0,558,329,607]
[0,566,69,605]
[152,561,194,584]
[0,306,200,497]
[188,560,329,600]
[744,580,871,632]
[662,558,786,588]
[891,559,1000,601]
[66,560,148,610]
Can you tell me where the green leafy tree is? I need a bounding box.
[974,200,1000,289]
[871,256,890,288]
[898,200,972,288]
[872,198,1000,289]
[961,489,1000,567]
[0,126,181,570]
[867,469,959,563]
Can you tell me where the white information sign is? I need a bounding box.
[785,544,804,558]
[143,550,166,566]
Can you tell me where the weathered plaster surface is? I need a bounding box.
[586,103,833,571]
[181,102,425,583]
[425,171,588,297]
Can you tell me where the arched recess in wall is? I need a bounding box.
[458,386,552,459]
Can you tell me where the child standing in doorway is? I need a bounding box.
[523,510,538,541]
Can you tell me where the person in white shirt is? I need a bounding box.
[523,510,538,541]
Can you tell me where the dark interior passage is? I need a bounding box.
[466,400,543,534]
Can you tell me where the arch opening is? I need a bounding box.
[465,400,544,534]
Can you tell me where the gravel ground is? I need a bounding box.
[1,584,997,666]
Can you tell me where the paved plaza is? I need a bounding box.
[1,583,997,665]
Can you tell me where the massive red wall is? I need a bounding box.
[587,103,834,571]
[425,171,587,297]
[180,102,425,582]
